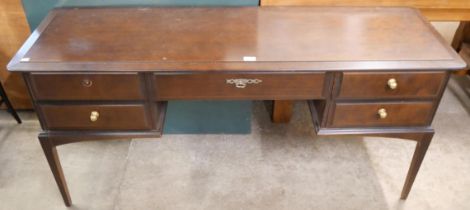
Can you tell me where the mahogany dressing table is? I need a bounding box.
[7,7,465,206]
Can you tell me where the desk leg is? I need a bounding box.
[400,132,433,199]
[272,100,293,123]
[39,136,72,206]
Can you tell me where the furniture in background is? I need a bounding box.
[261,0,470,20]
[261,0,470,123]
[8,7,465,206]
[0,0,32,109]
[452,22,470,75]
[0,81,21,123]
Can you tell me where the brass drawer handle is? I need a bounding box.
[377,108,387,119]
[226,78,262,88]
[90,111,99,122]
[81,79,93,87]
[387,78,397,90]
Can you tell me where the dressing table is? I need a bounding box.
[8,7,465,206]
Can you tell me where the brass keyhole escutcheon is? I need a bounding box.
[90,111,99,122]
[226,78,262,88]
[81,79,93,87]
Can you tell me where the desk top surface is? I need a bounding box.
[263,0,470,8]
[261,0,470,21]
[8,7,465,72]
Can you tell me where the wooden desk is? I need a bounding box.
[8,7,465,206]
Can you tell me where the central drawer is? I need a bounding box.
[154,73,326,100]
[39,104,151,130]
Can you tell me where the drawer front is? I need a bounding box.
[330,102,434,127]
[338,72,446,99]
[30,73,144,100]
[154,73,326,100]
[39,104,151,130]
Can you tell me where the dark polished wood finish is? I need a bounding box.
[261,0,470,21]
[338,72,446,99]
[39,104,151,130]
[8,7,463,72]
[8,7,465,206]
[331,102,434,127]
[29,73,145,100]
[400,132,433,199]
[262,0,470,124]
[155,73,325,100]
[39,135,72,206]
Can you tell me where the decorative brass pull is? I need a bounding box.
[226,78,262,88]
[377,108,387,119]
[81,79,93,87]
[387,78,397,90]
[90,111,99,122]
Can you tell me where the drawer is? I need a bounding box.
[154,73,325,100]
[39,104,151,130]
[338,72,446,99]
[330,102,434,127]
[29,73,145,100]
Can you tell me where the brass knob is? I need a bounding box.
[90,111,99,122]
[82,79,93,87]
[387,78,397,90]
[377,108,387,119]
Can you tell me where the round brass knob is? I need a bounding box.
[377,108,387,119]
[387,78,397,90]
[90,111,99,122]
[81,79,93,87]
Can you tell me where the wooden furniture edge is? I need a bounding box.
[260,1,470,21]
[7,10,59,71]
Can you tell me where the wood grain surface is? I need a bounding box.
[39,104,151,130]
[261,0,470,21]
[330,102,434,127]
[338,71,446,99]
[154,73,325,100]
[30,73,145,100]
[8,7,465,72]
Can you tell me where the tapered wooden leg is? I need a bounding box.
[39,136,72,206]
[400,132,433,199]
[272,100,293,123]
